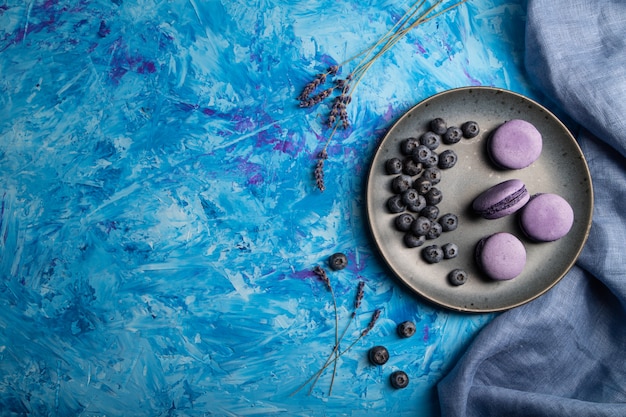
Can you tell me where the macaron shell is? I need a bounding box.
[519,193,574,242]
[472,179,530,219]
[488,119,543,169]
[475,232,527,280]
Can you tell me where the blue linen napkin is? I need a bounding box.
[438,1,626,415]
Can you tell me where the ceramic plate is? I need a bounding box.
[366,87,593,313]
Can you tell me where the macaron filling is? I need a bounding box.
[481,185,528,218]
[472,179,530,219]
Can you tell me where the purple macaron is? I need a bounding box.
[519,193,574,242]
[488,119,543,169]
[475,232,527,281]
[472,179,530,219]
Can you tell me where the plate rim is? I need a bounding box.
[365,86,594,313]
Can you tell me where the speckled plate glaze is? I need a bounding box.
[366,87,593,313]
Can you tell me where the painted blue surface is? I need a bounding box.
[0,0,534,415]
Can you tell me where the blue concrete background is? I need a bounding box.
[0,0,537,415]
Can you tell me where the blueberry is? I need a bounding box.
[438,149,458,169]
[461,121,480,138]
[448,269,469,286]
[368,345,390,366]
[422,245,444,263]
[430,118,448,135]
[413,178,432,195]
[387,195,406,213]
[439,213,458,232]
[401,137,420,156]
[395,213,414,232]
[403,233,426,248]
[413,145,433,165]
[411,216,432,236]
[397,321,416,338]
[442,242,459,259]
[426,221,442,240]
[423,167,442,185]
[390,370,409,389]
[329,252,348,270]
[406,194,426,213]
[443,126,463,144]
[420,205,439,220]
[419,131,441,150]
[401,188,420,206]
[391,175,413,194]
[424,152,439,168]
[402,158,424,176]
[385,157,403,175]
[425,187,443,206]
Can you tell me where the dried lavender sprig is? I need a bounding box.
[328,279,366,395]
[308,0,470,192]
[316,1,435,134]
[361,308,382,337]
[354,281,365,313]
[296,76,322,102]
[291,281,371,397]
[297,66,340,103]
[310,264,339,395]
[313,265,331,290]
[340,0,469,112]
[314,150,327,192]
[312,265,339,351]
[291,308,383,396]
[347,0,470,93]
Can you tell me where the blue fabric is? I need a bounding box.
[438,1,626,416]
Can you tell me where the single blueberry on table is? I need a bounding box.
[397,321,416,338]
[402,158,423,176]
[391,174,413,194]
[422,245,444,263]
[395,213,414,232]
[401,137,421,156]
[413,178,432,195]
[442,242,459,259]
[424,152,439,168]
[438,149,458,169]
[426,221,442,240]
[443,126,463,144]
[401,188,420,206]
[411,216,432,236]
[368,345,390,366]
[461,121,480,138]
[385,157,403,175]
[329,252,348,270]
[430,117,448,135]
[406,194,426,213]
[390,370,410,389]
[387,195,406,213]
[419,131,441,150]
[439,213,458,232]
[425,187,443,206]
[423,167,442,185]
[420,205,439,220]
[403,233,426,248]
[413,145,433,165]
[448,269,469,286]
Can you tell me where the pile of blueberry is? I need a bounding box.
[384,117,480,286]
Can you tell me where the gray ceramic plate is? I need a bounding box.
[366,87,593,313]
